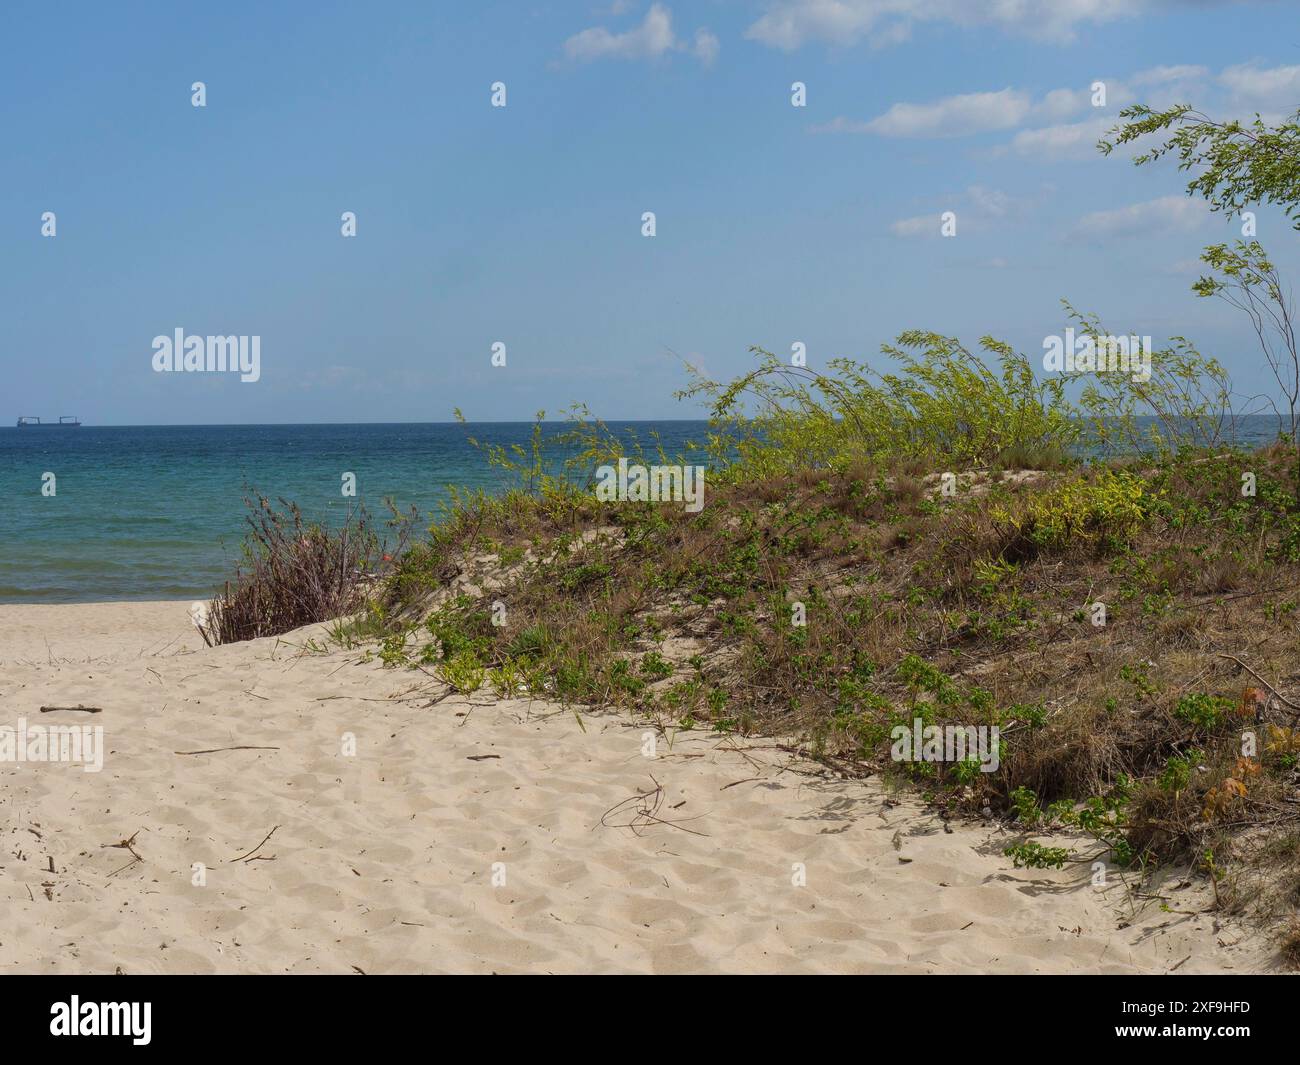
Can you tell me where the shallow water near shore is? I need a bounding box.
[0,421,710,603]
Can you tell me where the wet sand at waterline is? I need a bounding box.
[0,601,1270,973]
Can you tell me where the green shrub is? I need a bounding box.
[438,651,486,694]
[1004,841,1070,869]
[1174,693,1234,731]
[998,470,1151,552]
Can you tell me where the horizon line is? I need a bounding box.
[1,417,716,429]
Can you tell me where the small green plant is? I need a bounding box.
[438,651,486,694]
[995,469,1151,554]
[1119,662,1159,699]
[640,650,674,679]
[1004,841,1070,869]
[378,630,412,667]
[1010,786,1043,828]
[506,624,550,660]
[896,654,960,707]
[1061,781,1136,866]
[488,660,534,698]
[973,557,1019,594]
[607,658,647,697]
[1174,692,1233,731]
[1008,702,1048,729]
[1158,749,1200,795]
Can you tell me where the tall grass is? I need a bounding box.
[676,334,1077,476]
[675,322,1238,479]
[197,495,403,646]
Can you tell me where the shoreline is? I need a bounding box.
[0,600,1271,973]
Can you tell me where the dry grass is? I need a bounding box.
[199,494,408,645]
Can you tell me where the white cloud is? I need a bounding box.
[1115,64,1209,112]
[746,0,1144,51]
[691,27,720,65]
[999,62,1289,164]
[828,81,1122,139]
[563,4,718,65]
[806,58,1232,144]
[1132,64,1209,86]
[1007,116,1113,160]
[1072,194,1211,239]
[565,3,675,61]
[809,116,875,134]
[995,64,1222,161]
[1219,62,1300,110]
[966,184,1015,218]
[890,213,941,237]
[853,88,1033,137]
[889,184,1027,238]
[826,60,1208,152]
[1035,87,1094,122]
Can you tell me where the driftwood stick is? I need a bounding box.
[229,825,280,863]
[39,705,102,714]
[174,745,280,755]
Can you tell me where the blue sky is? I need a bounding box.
[3,0,1299,424]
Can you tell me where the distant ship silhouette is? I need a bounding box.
[16,416,81,427]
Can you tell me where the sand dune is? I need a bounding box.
[0,601,1269,973]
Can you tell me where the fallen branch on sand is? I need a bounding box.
[104,830,144,877]
[229,825,280,863]
[598,775,708,837]
[174,745,280,755]
[39,705,102,714]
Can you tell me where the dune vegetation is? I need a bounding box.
[355,363,1300,958]
[203,103,1300,963]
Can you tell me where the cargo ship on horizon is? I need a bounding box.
[16,416,81,427]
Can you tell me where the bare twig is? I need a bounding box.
[1214,653,1300,719]
[229,825,280,863]
[598,775,708,836]
[174,745,280,756]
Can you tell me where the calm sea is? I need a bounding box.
[0,422,711,603]
[0,418,1287,603]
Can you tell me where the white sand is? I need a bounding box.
[0,601,1271,973]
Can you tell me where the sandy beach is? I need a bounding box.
[0,601,1272,974]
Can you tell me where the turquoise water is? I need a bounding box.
[0,422,710,603]
[0,417,1288,603]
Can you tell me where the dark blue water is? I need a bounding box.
[0,422,710,603]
